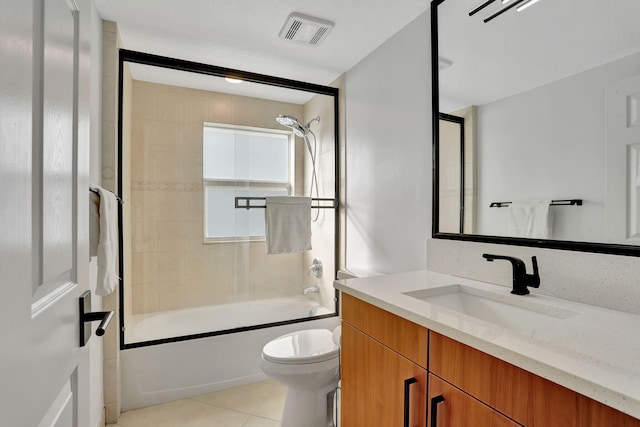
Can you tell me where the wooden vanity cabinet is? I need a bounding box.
[341,294,428,427]
[430,332,640,427]
[428,374,522,427]
[342,323,427,426]
[340,293,640,427]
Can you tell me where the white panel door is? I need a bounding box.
[606,73,640,244]
[0,0,93,425]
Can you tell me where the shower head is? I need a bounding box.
[276,114,320,138]
[276,114,306,137]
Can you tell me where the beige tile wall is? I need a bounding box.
[129,80,309,314]
[302,75,345,311]
[101,20,121,425]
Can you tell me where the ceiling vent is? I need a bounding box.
[279,13,334,46]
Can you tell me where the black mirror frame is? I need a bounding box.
[430,0,640,257]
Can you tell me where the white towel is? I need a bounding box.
[89,191,100,258]
[508,200,554,239]
[265,196,312,254]
[92,186,120,295]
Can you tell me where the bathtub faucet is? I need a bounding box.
[308,258,323,278]
[303,285,320,295]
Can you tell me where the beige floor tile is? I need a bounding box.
[190,381,285,420]
[117,399,209,427]
[251,386,286,421]
[114,381,287,427]
[242,416,281,427]
[177,404,250,427]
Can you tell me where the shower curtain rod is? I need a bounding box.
[490,199,582,208]
[234,196,336,210]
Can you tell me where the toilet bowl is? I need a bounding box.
[260,328,340,427]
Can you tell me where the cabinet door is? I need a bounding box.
[341,322,427,427]
[342,293,428,368]
[428,375,522,427]
[430,332,640,426]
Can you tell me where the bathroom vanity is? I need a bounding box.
[336,271,640,426]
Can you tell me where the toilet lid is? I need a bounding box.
[262,329,339,364]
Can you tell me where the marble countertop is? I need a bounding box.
[334,270,640,419]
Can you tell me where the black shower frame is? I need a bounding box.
[117,49,341,350]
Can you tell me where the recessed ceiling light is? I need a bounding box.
[225,77,243,84]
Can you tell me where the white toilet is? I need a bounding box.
[260,328,340,427]
[260,268,381,427]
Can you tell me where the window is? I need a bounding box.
[203,123,294,241]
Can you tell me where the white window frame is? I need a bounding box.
[202,122,295,243]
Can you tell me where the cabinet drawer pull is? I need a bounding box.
[403,377,417,427]
[430,395,445,427]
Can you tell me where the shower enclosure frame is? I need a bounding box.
[117,49,341,350]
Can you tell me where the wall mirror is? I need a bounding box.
[431,0,640,255]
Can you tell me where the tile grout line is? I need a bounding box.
[185,397,282,423]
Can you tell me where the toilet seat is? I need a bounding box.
[262,329,339,365]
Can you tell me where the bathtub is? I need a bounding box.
[121,295,339,410]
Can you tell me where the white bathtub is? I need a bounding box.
[127,295,332,343]
[121,296,339,410]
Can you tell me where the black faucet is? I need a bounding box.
[482,254,540,295]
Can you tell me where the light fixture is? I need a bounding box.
[516,0,542,12]
[224,77,243,84]
[483,0,526,23]
[469,0,543,22]
[469,0,497,17]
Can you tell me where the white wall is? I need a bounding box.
[345,11,431,274]
[475,51,640,242]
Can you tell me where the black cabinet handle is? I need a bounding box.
[430,395,445,427]
[403,377,417,427]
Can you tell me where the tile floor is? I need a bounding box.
[106,380,285,427]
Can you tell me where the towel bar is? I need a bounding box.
[90,188,123,204]
[490,199,582,208]
[235,196,336,210]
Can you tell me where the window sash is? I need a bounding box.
[202,123,294,242]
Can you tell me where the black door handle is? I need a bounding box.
[430,395,445,427]
[404,377,417,427]
[79,290,115,346]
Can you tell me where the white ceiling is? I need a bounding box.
[95,0,431,94]
[94,0,640,108]
[438,0,640,111]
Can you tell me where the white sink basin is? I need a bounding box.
[403,284,579,333]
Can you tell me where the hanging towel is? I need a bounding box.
[91,186,120,295]
[89,191,100,258]
[508,200,554,239]
[265,196,312,254]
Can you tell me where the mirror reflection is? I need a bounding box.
[435,0,640,245]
